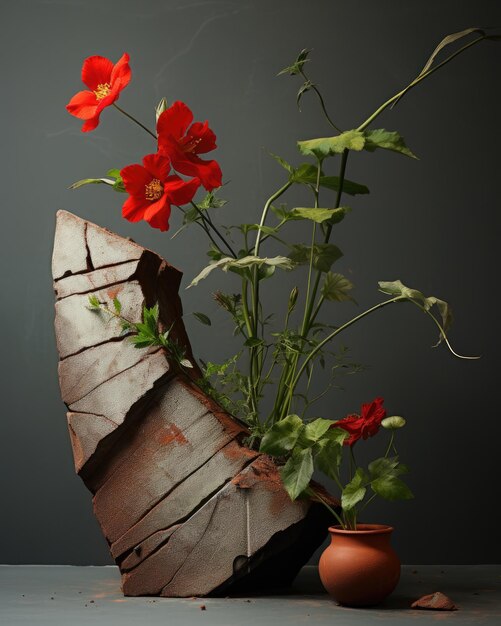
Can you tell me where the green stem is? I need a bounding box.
[299,69,341,132]
[307,487,345,527]
[384,431,395,458]
[112,103,157,139]
[289,296,405,397]
[190,202,237,258]
[356,35,486,132]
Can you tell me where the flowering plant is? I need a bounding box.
[67,29,493,529]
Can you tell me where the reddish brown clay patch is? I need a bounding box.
[158,424,188,446]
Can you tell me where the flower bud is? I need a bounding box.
[381,415,406,430]
[288,287,299,312]
[155,97,168,123]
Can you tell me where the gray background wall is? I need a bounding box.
[1,0,500,566]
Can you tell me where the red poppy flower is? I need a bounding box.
[120,153,200,232]
[335,397,387,446]
[157,101,222,191]
[66,53,131,132]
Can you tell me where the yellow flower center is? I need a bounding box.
[94,83,111,100]
[183,136,202,153]
[145,179,163,201]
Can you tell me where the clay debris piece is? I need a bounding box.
[411,592,458,611]
[52,210,335,597]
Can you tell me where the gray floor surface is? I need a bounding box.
[1,565,500,625]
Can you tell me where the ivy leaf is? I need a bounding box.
[188,256,295,287]
[321,272,355,302]
[297,130,365,159]
[193,312,211,326]
[299,418,334,447]
[314,436,345,480]
[297,80,313,110]
[292,164,369,196]
[341,468,367,511]
[280,448,314,501]
[260,414,304,457]
[371,475,414,501]
[278,48,311,76]
[290,207,351,224]
[368,456,400,480]
[289,243,343,273]
[378,279,453,344]
[364,129,417,159]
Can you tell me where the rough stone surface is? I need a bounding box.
[52,210,333,597]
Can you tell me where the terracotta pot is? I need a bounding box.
[319,524,400,607]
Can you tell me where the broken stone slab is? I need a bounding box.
[52,210,336,597]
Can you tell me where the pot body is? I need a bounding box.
[318,524,400,607]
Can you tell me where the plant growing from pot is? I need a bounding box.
[64,28,497,601]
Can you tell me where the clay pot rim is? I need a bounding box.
[328,524,394,535]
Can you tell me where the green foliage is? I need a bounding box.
[189,255,295,287]
[290,207,351,224]
[199,354,250,418]
[193,312,212,326]
[278,48,311,76]
[298,130,366,158]
[260,414,304,456]
[321,272,355,303]
[290,163,370,196]
[378,279,453,345]
[280,448,314,500]
[289,243,343,272]
[341,468,367,511]
[70,168,126,192]
[364,129,417,159]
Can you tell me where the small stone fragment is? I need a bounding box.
[411,592,457,611]
[200,604,206,611]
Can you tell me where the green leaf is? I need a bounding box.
[363,129,417,159]
[280,448,314,501]
[278,48,311,76]
[188,255,295,287]
[107,168,121,179]
[260,414,304,457]
[244,337,264,348]
[269,152,294,174]
[113,297,122,315]
[382,416,406,430]
[368,456,400,480]
[314,437,344,481]
[129,335,157,349]
[292,164,369,196]
[300,418,334,446]
[193,312,211,326]
[321,272,355,302]
[378,279,453,345]
[297,80,313,110]
[341,468,367,511]
[69,177,115,190]
[197,190,228,209]
[87,294,101,310]
[371,475,414,501]
[290,207,350,224]
[289,243,343,273]
[297,130,365,159]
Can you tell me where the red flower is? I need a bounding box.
[157,101,222,191]
[66,53,131,132]
[120,153,200,232]
[336,397,387,446]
